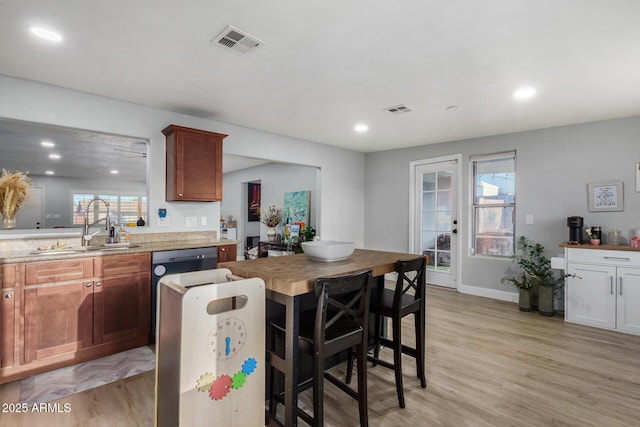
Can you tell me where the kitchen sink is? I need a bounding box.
[30,248,89,255]
[85,244,141,251]
[30,244,140,255]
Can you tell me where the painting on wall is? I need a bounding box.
[247,182,261,221]
[283,191,310,227]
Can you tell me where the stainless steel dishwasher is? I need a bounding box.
[150,246,218,342]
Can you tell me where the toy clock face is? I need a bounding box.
[208,317,247,360]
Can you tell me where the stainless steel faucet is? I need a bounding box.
[81,197,111,246]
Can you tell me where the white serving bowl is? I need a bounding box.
[301,240,355,261]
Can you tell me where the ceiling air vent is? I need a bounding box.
[212,25,264,55]
[384,104,413,114]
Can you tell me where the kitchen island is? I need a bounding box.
[219,248,419,427]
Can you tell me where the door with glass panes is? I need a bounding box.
[414,161,458,288]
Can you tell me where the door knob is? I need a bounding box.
[453,220,458,225]
[452,229,458,234]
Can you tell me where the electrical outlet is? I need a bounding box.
[185,216,198,227]
[201,216,207,226]
[525,214,534,225]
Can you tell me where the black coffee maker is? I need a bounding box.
[567,216,584,244]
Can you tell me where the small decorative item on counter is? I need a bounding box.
[261,205,281,243]
[0,169,31,229]
[608,229,621,246]
[630,236,640,248]
[585,227,602,245]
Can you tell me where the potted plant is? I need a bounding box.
[261,205,281,242]
[502,236,576,316]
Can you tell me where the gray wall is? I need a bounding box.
[0,75,365,244]
[365,115,640,301]
[222,162,318,246]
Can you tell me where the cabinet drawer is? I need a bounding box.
[97,253,150,276]
[25,258,95,285]
[566,248,640,266]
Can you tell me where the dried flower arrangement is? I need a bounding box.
[0,169,32,220]
[261,205,281,227]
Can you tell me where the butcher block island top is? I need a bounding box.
[218,248,418,296]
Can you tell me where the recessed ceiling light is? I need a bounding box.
[45,170,55,175]
[513,86,537,101]
[30,27,63,42]
[354,124,369,133]
[41,140,55,147]
[49,153,61,159]
[110,170,119,174]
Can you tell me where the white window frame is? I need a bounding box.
[469,151,516,258]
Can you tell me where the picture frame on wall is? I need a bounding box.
[247,182,261,221]
[588,181,624,212]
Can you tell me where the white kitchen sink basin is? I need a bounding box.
[301,240,355,261]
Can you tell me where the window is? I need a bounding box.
[72,192,147,226]
[471,152,515,257]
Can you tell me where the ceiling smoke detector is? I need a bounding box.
[384,104,413,114]
[212,25,264,55]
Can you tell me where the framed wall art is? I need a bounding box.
[588,181,624,212]
[247,182,261,221]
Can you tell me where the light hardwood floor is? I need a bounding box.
[1,285,639,426]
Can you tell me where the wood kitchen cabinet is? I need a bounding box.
[95,253,151,345]
[1,263,23,368]
[163,124,227,201]
[1,252,151,383]
[217,244,237,263]
[565,247,640,335]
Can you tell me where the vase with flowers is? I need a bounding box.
[261,205,281,242]
[0,169,31,230]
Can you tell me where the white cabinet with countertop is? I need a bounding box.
[563,245,640,335]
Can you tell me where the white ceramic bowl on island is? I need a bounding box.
[301,240,355,261]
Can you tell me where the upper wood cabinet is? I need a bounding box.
[162,124,228,201]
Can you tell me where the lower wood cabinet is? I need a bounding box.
[1,288,17,368]
[1,252,151,383]
[23,280,93,363]
[217,243,237,262]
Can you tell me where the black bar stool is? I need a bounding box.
[348,256,427,408]
[268,269,372,426]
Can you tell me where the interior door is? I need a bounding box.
[412,159,459,288]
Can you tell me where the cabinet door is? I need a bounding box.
[217,244,237,263]
[566,263,616,329]
[164,125,227,201]
[616,267,640,334]
[95,272,150,344]
[23,281,94,363]
[1,289,16,367]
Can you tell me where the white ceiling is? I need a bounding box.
[1,1,640,154]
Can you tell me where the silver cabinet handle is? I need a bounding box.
[85,282,92,287]
[619,277,623,295]
[95,282,102,287]
[4,292,12,299]
[604,256,631,262]
[610,277,614,294]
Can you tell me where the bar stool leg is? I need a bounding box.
[415,310,426,388]
[392,317,405,408]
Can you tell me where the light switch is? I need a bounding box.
[525,214,534,225]
[200,216,207,226]
[185,216,198,227]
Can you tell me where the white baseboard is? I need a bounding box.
[456,283,518,303]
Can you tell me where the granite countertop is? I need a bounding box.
[0,231,239,263]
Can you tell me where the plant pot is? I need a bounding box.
[518,287,532,312]
[538,284,554,317]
